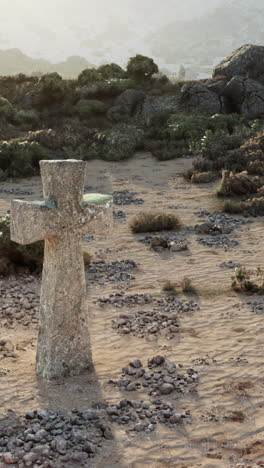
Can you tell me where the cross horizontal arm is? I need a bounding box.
[81,193,113,235]
[11,199,56,245]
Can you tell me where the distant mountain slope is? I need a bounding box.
[0,0,264,78]
[0,49,94,78]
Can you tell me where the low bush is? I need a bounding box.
[97,63,126,80]
[77,79,135,99]
[232,266,264,294]
[77,68,102,86]
[130,212,181,233]
[0,140,49,177]
[223,196,264,217]
[14,109,39,128]
[217,170,261,196]
[0,97,15,122]
[85,125,144,161]
[34,73,67,108]
[75,99,107,119]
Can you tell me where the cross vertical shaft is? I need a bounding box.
[10,160,113,380]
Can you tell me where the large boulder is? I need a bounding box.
[213,44,264,84]
[180,82,221,114]
[224,76,264,118]
[107,89,145,122]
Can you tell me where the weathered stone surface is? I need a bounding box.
[11,160,112,379]
[223,76,264,118]
[107,89,145,122]
[180,82,221,114]
[213,44,264,84]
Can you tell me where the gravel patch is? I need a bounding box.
[108,356,198,398]
[112,190,144,206]
[87,260,137,284]
[0,275,39,327]
[99,293,153,308]
[219,261,241,269]
[0,188,33,196]
[0,407,112,467]
[194,210,251,228]
[196,235,239,249]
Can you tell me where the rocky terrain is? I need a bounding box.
[1,153,264,467]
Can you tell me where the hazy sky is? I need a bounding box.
[0,0,220,61]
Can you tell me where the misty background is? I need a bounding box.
[0,0,264,78]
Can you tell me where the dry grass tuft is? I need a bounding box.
[130,212,181,233]
[162,280,177,294]
[83,248,92,265]
[181,277,194,293]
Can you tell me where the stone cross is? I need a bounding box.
[10,160,112,380]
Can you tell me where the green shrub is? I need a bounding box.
[34,72,67,107]
[15,109,39,127]
[0,97,15,122]
[167,114,211,141]
[77,68,102,86]
[97,63,126,80]
[77,79,135,99]
[75,99,107,119]
[0,140,49,177]
[130,212,181,233]
[232,266,264,294]
[127,54,159,81]
[85,125,144,161]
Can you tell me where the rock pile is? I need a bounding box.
[112,298,198,341]
[112,308,180,340]
[0,408,112,468]
[112,190,144,206]
[107,356,198,432]
[106,399,192,433]
[87,260,137,284]
[99,293,153,308]
[0,276,39,327]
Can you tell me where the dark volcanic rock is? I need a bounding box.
[213,44,264,84]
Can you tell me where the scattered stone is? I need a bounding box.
[194,210,251,228]
[105,398,192,433]
[112,296,199,340]
[99,292,153,308]
[0,275,40,327]
[0,408,111,467]
[219,261,241,269]
[87,259,136,283]
[113,210,126,222]
[112,190,144,206]
[108,357,199,398]
[0,188,33,196]
[196,235,239,249]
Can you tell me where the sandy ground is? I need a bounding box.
[1,152,264,467]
